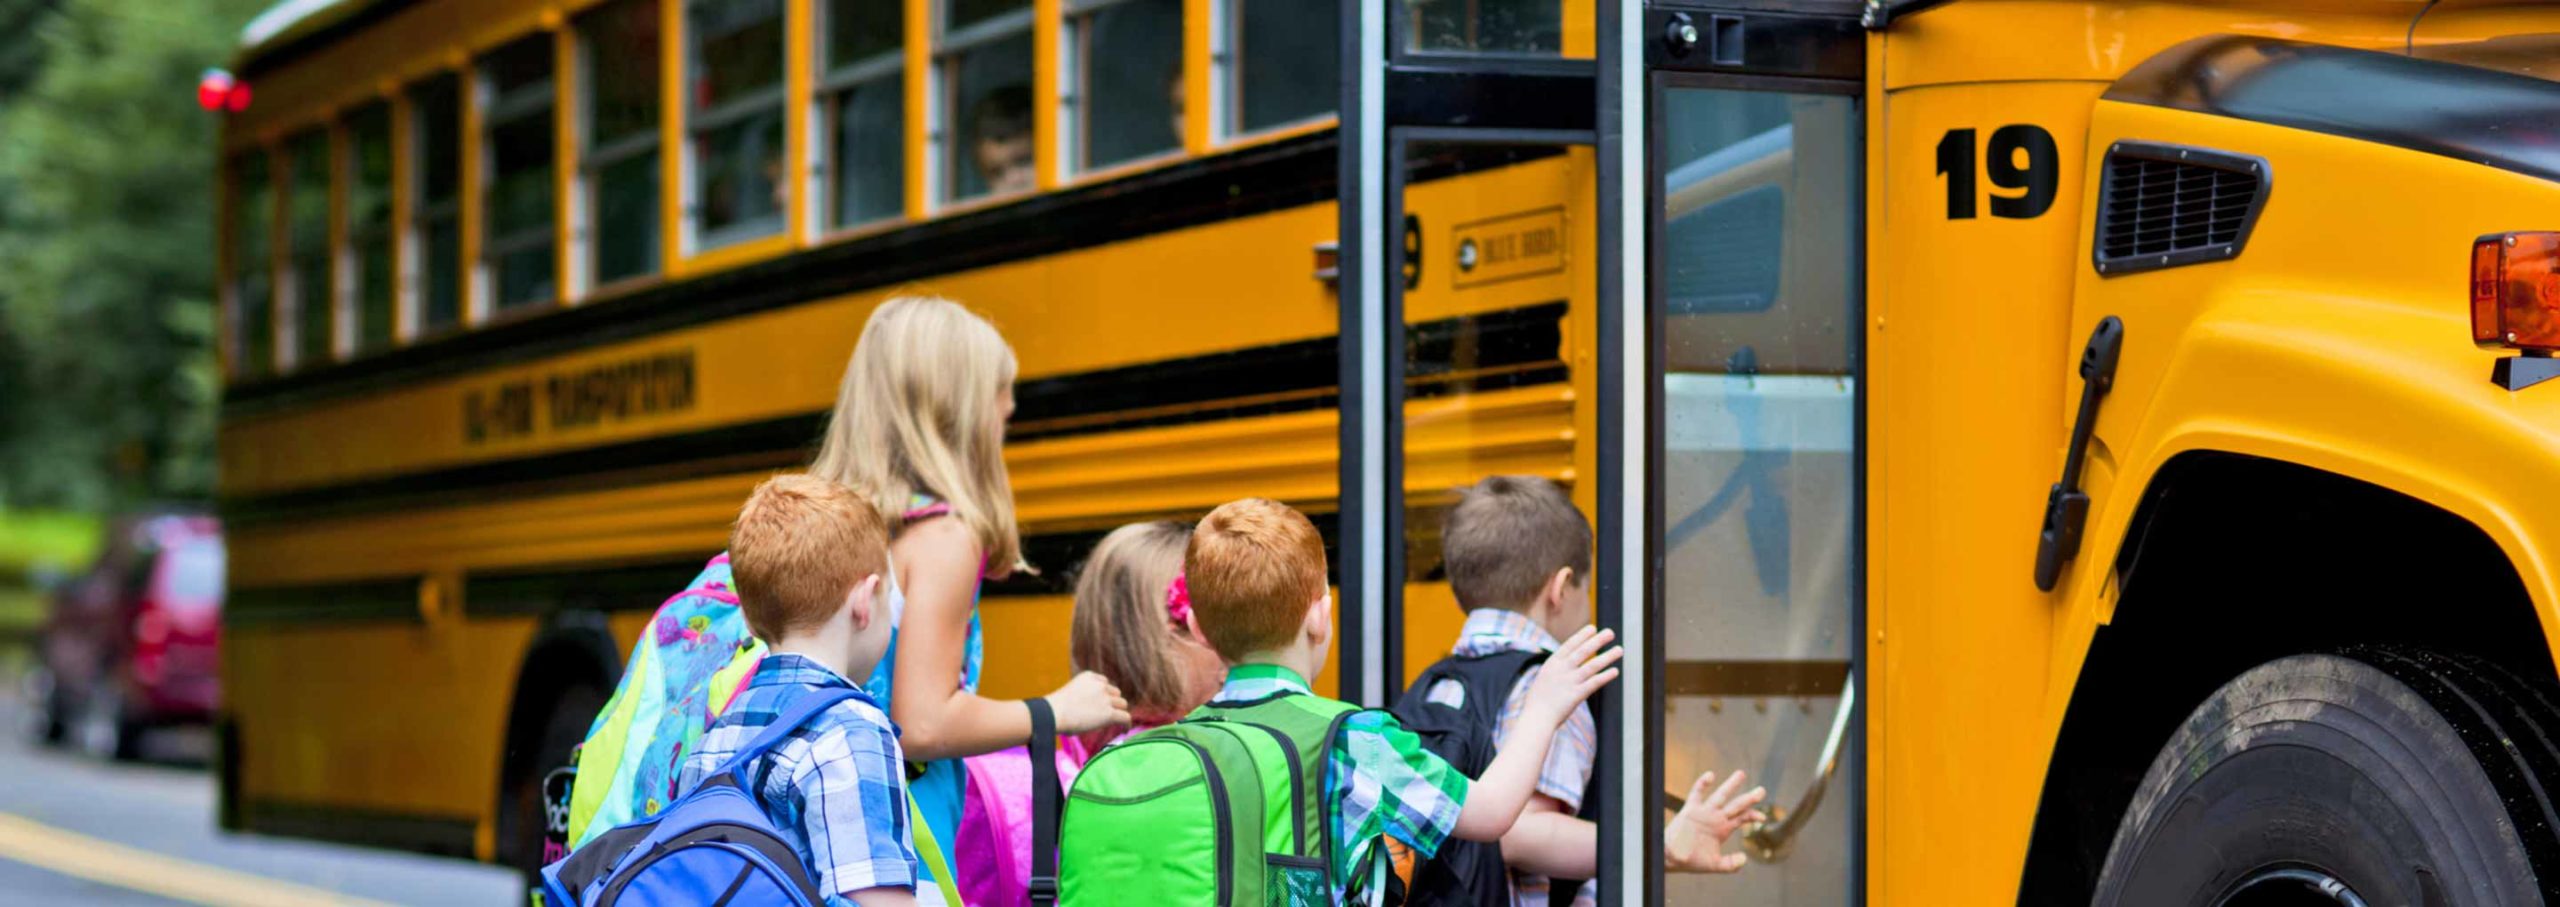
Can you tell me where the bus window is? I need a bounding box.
[482,34,557,312]
[345,101,395,352]
[939,0,1033,201]
[1655,85,1857,904]
[820,0,903,228]
[581,0,662,288]
[688,0,787,248]
[228,152,274,378]
[410,73,463,335]
[1066,0,1181,172]
[1401,0,1560,56]
[284,128,333,368]
[1223,0,1336,136]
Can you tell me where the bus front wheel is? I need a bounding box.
[2093,650,2560,906]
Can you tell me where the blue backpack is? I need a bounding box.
[540,688,958,906]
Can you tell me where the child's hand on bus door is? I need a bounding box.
[1522,626,1624,730]
[1665,770,1769,874]
[1047,670,1131,735]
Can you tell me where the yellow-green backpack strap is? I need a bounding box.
[908,797,964,907]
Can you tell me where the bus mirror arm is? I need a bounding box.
[2033,316,2125,592]
[1730,671,1856,863]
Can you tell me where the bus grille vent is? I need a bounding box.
[2093,141,2270,277]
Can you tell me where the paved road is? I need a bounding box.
[0,693,520,906]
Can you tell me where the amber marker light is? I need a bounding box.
[2473,232,2560,391]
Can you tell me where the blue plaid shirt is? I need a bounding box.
[678,654,940,906]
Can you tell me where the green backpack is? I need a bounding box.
[1058,695,1366,907]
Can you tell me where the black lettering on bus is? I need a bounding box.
[1936,125,2059,220]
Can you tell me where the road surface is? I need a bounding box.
[0,692,520,906]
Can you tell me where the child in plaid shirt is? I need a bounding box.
[677,475,939,907]
[1183,497,1624,903]
[1429,476,1770,906]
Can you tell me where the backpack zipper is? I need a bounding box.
[1224,722,1310,859]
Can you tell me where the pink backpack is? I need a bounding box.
[956,734,1096,907]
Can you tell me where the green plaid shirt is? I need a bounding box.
[1206,663,1471,901]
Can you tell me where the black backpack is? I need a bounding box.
[1387,649,1548,906]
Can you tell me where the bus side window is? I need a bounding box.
[939,0,1034,202]
[1222,0,1337,137]
[284,128,333,369]
[482,34,559,312]
[579,0,664,288]
[345,101,396,353]
[687,0,788,250]
[227,151,275,379]
[1066,0,1182,172]
[410,73,464,337]
[819,0,904,229]
[1400,0,1560,56]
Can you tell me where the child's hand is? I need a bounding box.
[1665,770,1768,874]
[1047,670,1131,735]
[1522,626,1623,729]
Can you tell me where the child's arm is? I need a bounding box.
[847,888,919,907]
[1664,769,1768,874]
[891,519,1129,760]
[1497,794,1598,879]
[1452,626,1622,842]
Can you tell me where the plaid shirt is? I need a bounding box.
[1208,663,1470,903]
[677,654,942,907]
[1427,609,1599,907]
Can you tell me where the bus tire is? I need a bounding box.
[2092,650,2560,906]
[502,679,605,887]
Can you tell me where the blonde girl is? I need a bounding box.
[810,296,1130,881]
[956,520,1225,907]
[1066,521,1225,750]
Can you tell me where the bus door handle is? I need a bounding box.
[2033,316,2125,592]
[1732,671,1856,863]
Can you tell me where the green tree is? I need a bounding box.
[0,0,262,510]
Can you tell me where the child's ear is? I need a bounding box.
[1303,592,1333,648]
[1543,567,1576,607]
[846,574,883,630]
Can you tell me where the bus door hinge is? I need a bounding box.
[2034,316,2125,592]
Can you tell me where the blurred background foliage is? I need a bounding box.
[0,0,264,516]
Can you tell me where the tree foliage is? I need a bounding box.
[0,0,263,511]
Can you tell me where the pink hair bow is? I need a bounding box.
[1166,573,1194,626]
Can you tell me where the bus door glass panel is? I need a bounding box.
[1396,140,1587,705]
[1397,0,1564,56]
[1655,85,1856,905]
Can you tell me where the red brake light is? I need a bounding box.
[2473,232,2560,351]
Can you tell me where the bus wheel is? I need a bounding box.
[504,681,605,888]
[2093,651,2560,906]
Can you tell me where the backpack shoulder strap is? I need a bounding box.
[1026,698,1061,907]
[712,687,862,779]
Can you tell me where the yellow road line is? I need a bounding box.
[0,812,398,907]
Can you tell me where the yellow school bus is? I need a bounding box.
[216,0,2560,902]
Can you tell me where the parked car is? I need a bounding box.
[34,513,222,760]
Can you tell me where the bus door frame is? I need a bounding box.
[1608,3,1871,903]
[1335,2,1596,707]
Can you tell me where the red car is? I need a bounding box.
[35,513,223,760]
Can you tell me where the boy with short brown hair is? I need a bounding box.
[678,474,937,906]
[1184,496,1623,903]
[1430,476,1768,905]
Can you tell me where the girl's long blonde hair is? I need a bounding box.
[1069,521,1196,722]
[810,296,1024,574]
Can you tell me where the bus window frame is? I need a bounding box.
[224,147,281,380]
[1641,64,1868,902]
[281,126,337,372]
[341,98,399,356]
[576,0,669,299]
[1213,0,1338,145]
[406,71,467,342]
[1059,0,1187,178]
[680,0,793,256]
[1390,0,1573,64]
[931,3,1037,206]
[477,33,563,317]
[814,0,909,236]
